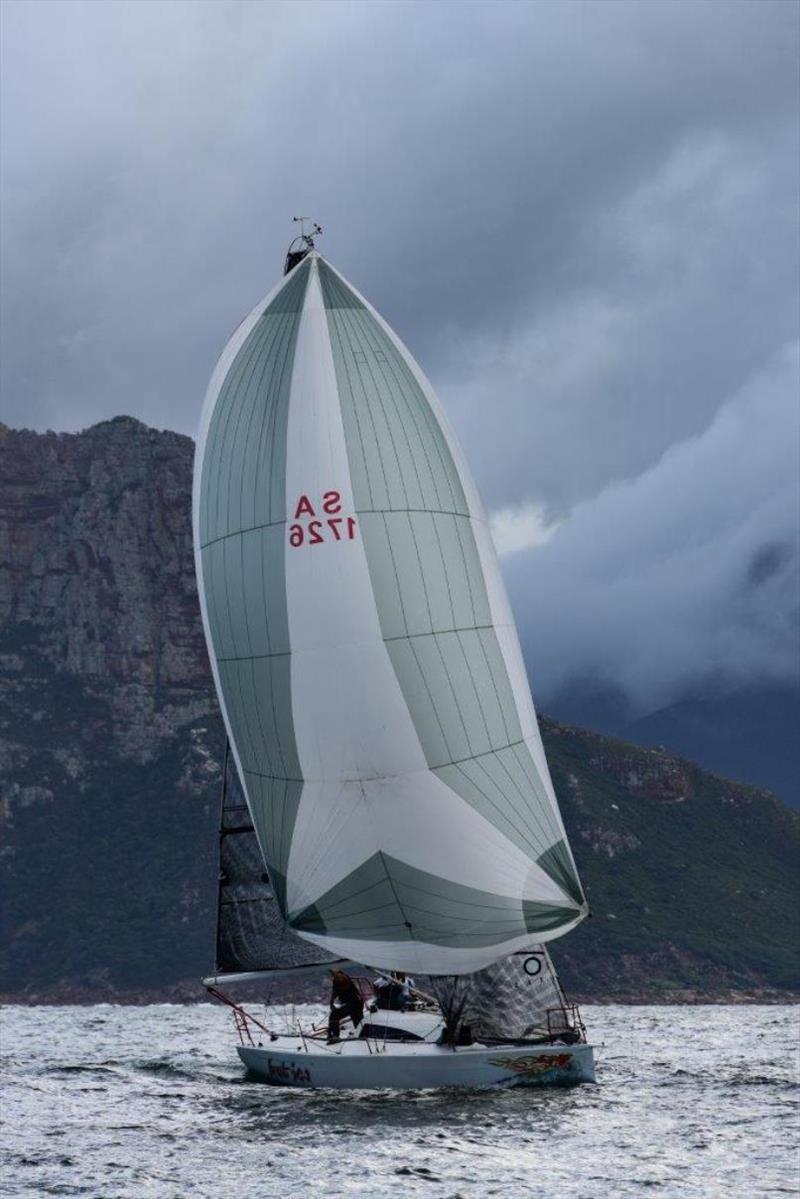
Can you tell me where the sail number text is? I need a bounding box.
[288,491,357,548]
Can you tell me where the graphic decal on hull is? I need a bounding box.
[488,1052,573,1076]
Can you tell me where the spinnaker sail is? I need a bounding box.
[193,250,587,975]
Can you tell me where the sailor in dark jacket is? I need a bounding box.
[327,970,364,1042]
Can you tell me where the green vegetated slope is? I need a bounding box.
[1,419,798,1002]
[0,637,221,998]
[545,718,800,999]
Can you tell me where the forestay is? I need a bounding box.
[193,252,588,975]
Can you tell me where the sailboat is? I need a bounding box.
[193,224,595,1088]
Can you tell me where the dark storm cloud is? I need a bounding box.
[504,343,800,710]
[1,0,798,706]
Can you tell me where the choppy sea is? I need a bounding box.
[0,1004,797,1198]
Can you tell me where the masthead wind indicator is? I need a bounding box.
[284,216,323,275]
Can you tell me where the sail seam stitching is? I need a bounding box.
[344,304,412,510]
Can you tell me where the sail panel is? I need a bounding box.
[320,261,468,518]
[319,260,582,901]
[426,947,572,1043]
[194,252,587,976]
[201,258,311,544]
[197,260,311,905]
[290,851,578,948]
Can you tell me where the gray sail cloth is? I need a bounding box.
[193,252,588,976]
[217,755,338,976]
[425,948,570,1043]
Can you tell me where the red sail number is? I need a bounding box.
[288,491,357,548]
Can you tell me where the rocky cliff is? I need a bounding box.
[0,418,222,997]
[1,419,797,1002]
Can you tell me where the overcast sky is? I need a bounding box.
[1,0,798,714]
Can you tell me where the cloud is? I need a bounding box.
[503,342,800,709]
[490,503,561,558]
[444,125,798,514]
[1,0,797,708]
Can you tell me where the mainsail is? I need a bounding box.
[193,249,588,976]
[212,741,341,981]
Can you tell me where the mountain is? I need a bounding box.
[547,679,800,811]
[1,419,797,1003]
[621,686,800,810]
[0,418,221,998]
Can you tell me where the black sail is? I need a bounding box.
[215,743,340,977]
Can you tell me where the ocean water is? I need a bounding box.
[0,1004,797,1199]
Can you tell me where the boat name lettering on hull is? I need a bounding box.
[289,490,357,547]
[266,1058,313,1085]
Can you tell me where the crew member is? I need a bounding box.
[373,971,416,1011]
[327,969,364,1042]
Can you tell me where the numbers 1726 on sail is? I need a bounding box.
[288,490,357,548]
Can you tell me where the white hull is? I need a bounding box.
[237,1036,595,1090]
